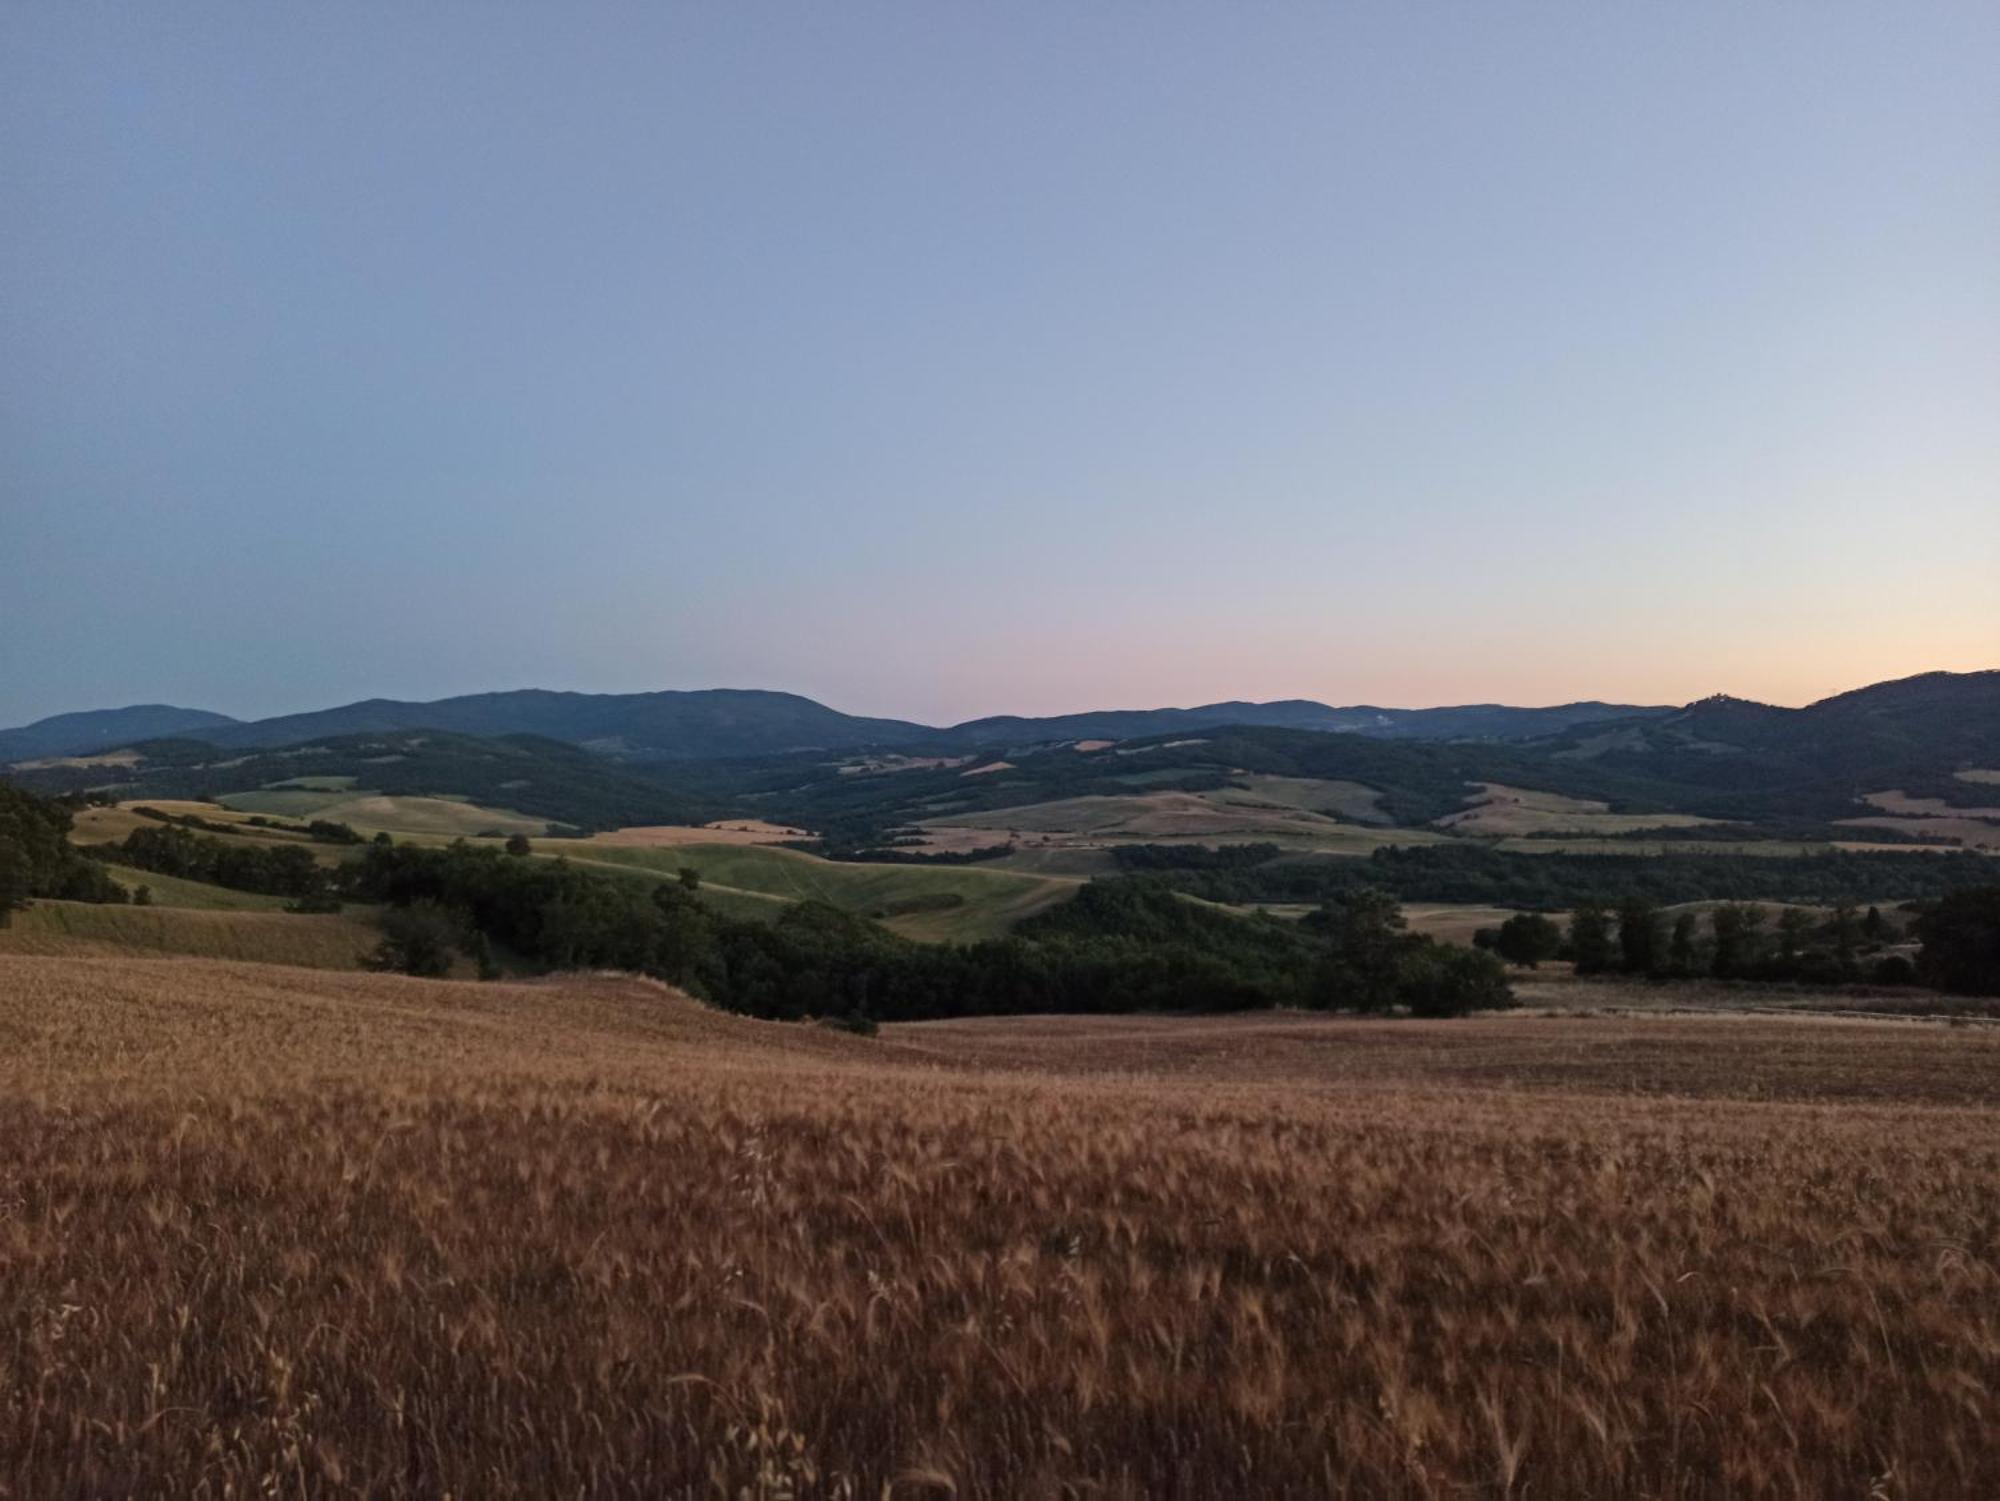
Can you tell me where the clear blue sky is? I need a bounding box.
[4,3,1996,728]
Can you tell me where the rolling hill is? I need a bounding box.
[943,698,1672,745]
[183,688,932,759]
[0,704,240,763]
[4,672,1994,850]
[4,731,710,833]
[1547,671,2000,814]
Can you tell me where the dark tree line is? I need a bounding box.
[1542,893,2000,991]
[0,784,128,922]
[114,825,330,900]
[343,842,1515,1021]
[1916,888,2000,995]
[1115,842,2000,909]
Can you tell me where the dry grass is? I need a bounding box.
[918,785,1444,854]
[1839,816,2000,851]
[2,955,1997,1498]
[1438,783,1719,838]
[1862,790,2000,820]
[7,750,143,771]
[573,820,811,848]
[70,800,290,843]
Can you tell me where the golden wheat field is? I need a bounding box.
[2,955,1997,1498]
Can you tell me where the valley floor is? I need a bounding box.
[2,955,1996,1497]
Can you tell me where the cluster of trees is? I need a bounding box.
[115,825,331,901]
[1914,888,2000,996]
[344,842,1515,1021]
[131,805,239,833]
[1560,900,1904,992]
[1118,842,2000,909]
[0,785,128,922]
[1471,889,2000,996]
[137,805,361,845]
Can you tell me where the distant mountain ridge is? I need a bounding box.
[0,688,1672,763]
[942,699,1672,747]
[1544,670,2000,811]
[0,705,241,763]
[185,689,926,761]
[2,672,1990,769]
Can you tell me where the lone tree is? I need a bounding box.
[1916,886,2000,996]
[1831,902,1861,973]
[1710,903,1764,978]
[1312,887,1408,1011]
[678,866,702,892]
[0,839,28,928]
[1569,903,1615,974]
[368,901,458,978]
[504,833,533,857]
[1493,912,1563,969]
[1618,897,1661,975]
[1776,906,1814,968]
[1669,911,1699,974]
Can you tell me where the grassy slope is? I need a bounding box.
[219,789,551,836]
[0,900,381,968]
[98,864,296,911]
[1437,783,1719,837]
[538,839,1077,941]
[919,787,1450,853]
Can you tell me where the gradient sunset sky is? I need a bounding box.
[4,4,1996,728]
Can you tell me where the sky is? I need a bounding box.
[3,3,1996,730]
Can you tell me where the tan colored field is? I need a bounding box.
[960,759,1015,776]
[69,801,358,867]
[1839,816,2000,850]
[1438,782,1719,837]
[891,823,1020,855]
[1401,900,1530,945]
[576,818,809,847]
[3,954,1996,1498]
[1863,789,2000,820]
[1957,768,2000,785]
[219,791,551,838]
[1071,738,1115,752]
[71,799,286,843]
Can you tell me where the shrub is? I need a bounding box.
[1493,912,1563,968]
[1916,887,2000,995]
[1399,945,1515,1017]
[369,902,459,978]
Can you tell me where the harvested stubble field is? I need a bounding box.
[2,956,1997,1498]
